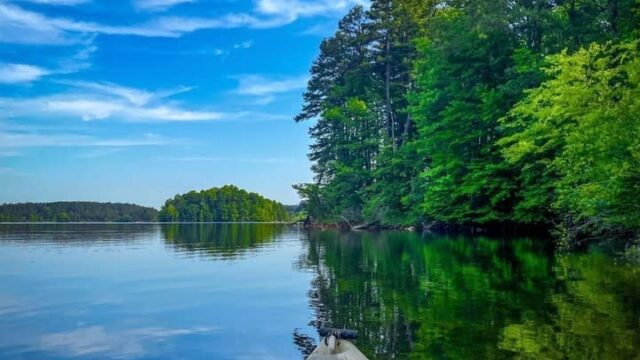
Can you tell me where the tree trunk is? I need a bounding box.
[385,37,396,151]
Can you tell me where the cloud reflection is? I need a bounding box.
[40,325,216,358]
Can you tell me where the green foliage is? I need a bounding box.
[296,0,640,242]
[410,2,523,224]
[0,202,158,222]
[159,185,290,222]
[295,1,427,224]
[501,41,640,234]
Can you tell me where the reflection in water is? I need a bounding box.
[0,223,158,245]
[39,325,215,358]
[297,230,640,359]
[0,224,637,359]
[161,223,288,259]
[292,328,317,358]
[0,224,312,359]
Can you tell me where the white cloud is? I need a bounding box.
[0,95,225,122]
[252,96,275,105]
[0,80,220,122]
[0,77,289,123]
[0,1,364,45]
[16,0,90,5]
[299,21,337,36]
[134,0,195,12]
[55,80,156,106]
[233,40,253,49]
[0,130,175,148]
[0,39,95,84]
[73,81,192,103]
[0,3,191,43]
[57,41,97,73]
[0,94,216,123]
[212,48,227,56]
[212,40,253,58]
[0,63,50,83]
[0,3,82,44]
[255,0,364,20]
[233,74,308,96]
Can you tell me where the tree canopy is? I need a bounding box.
[159,185,290,222]
[295,0,640,243]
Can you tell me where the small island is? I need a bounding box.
[159,185,290,223]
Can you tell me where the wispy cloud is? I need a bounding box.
[0,3,258,44]
[0,130,176,148]
[0,1,364,45]
[0,36,96,84]
[57,40,97,73]
[55,80,192,106]
[255,0,364,20]
[233,74,308,97]
[15,0,90,5]
[213,40,253,58]
[0,3,84,45]
[299,21,337,36]
[212,48,226,56]
[233,40,253,49]
[0,96,225,122]
[251,96,275,105]
[0,63,50,84]
[134,0,196,12]
[0,80,224,122]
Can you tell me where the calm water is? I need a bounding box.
[0,224,638,359]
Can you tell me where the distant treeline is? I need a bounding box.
[0,202,158,222]
[159,185,290,222]
[0,186,290,223]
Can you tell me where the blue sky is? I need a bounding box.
[0,0,363,207]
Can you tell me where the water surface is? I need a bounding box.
[0,224,638,359]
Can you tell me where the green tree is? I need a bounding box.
[501,41,640,238]
[159,185,290,223]
[294,0,640,243]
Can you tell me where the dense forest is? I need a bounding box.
[294,0,640,244]
[159,185,290,222]
[0,202,158,222]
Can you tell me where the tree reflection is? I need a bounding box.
[162,223,287,259]
[297,230,640,359]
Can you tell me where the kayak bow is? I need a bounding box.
[306,328,368,360]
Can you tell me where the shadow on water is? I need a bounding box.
[161,223,289,260]
[295,230,640,359]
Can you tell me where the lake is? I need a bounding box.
[0,224,638,359]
